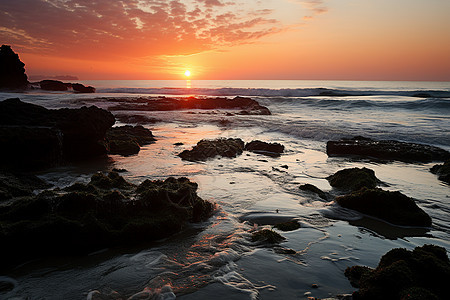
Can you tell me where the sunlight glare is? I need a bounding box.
[184,70,191,77]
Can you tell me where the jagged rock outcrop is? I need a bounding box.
[327,167,381,192]
[108,96,271,115]
[38,79,70,91]
[0,98,115,170]
[107,125,156,156]
[430,160,450,184]
[327,136,449,162]
[37,80,95,93]
[0,171,51,201]
[336,187,431,227]
[345,244,449,299]
[0,45,28,89]
[72,83,95,93]
[0,172,214,266]
[244,140,285,157]
[178,138,245,161]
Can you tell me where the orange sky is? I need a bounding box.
[1,0,449,81]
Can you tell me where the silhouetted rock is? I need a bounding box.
[0,172,214,266]
[273,220,300,231]
[0,45,28,89]
[327,136,450,162]
[430,160,450,184]
[336,187,431,227]
[38,79,70,91]
[178,138,245,161]
[0,171,51,201]
[345,244,449,299]
[72,83,95,93]
[107,125,156,156]
[327,167,380,191]
[0,98,115,170]
[244,140,284,157]
[114,114,161,125]
[0,126,64,170]
[299,183,328,200]
[108,96,271,115]
[251,229,285,244]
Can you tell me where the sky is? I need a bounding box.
[1,0,449,81]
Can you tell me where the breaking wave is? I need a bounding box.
[97,87,450,98]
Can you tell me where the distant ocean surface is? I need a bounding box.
[1,80,449,299]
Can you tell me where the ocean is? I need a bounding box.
[1,80,449,299]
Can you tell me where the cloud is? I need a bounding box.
[0,0,281,60]
[301,0,328,20]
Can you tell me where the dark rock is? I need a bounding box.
[174,142,184,146]
[0,126,64,170]
[273,220,300,231]
[0,171,51,201]
[327,167,380,192]
[0,173,214,266]
[244,140,284,157]
[430,160,450,184]
[251,229,285,244]
[336,187,431,227]
[280,165,289,169]
[299,184,328,200]
[39,80,70,91]
[115,114,161,125]
[108,96,271,115]
[344,265,373,288]
[107,125,156,156]
[327,136,450,163]
[0,45,28,89]
[178,138,245,161]
[0,280,15,293]
[72,83,95,93]
[0,98,115,168]
[112,168,127,173]
[273,246,296,254]
[345,244,449,299]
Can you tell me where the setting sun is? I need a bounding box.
[184,70,191,77]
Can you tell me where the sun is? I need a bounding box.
[184,70,191,77]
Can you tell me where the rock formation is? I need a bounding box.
[107,125,156,156]
[178,138,245,161]
[0,45,28,89]
[0,172,214,266]
[0,98,115,170]
[336,187,431,227]
[244,140,285,157]
[430,160,450,184]
[108,96,271,115]
[345,244,449,299]
[327,136,449,162]
[327,167,381,192]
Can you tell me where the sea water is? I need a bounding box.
[0,80,449,299]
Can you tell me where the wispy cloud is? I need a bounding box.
[0,0,282,60]
[303,0,328,20]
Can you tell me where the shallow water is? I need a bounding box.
[1,80,449,299]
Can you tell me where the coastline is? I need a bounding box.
[0,81,449,299]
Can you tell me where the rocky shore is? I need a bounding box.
[106,95,272,115]
[345,244,449,299]
[0,172,214,267]
[327,136,450,163]
[0,92,448,298]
